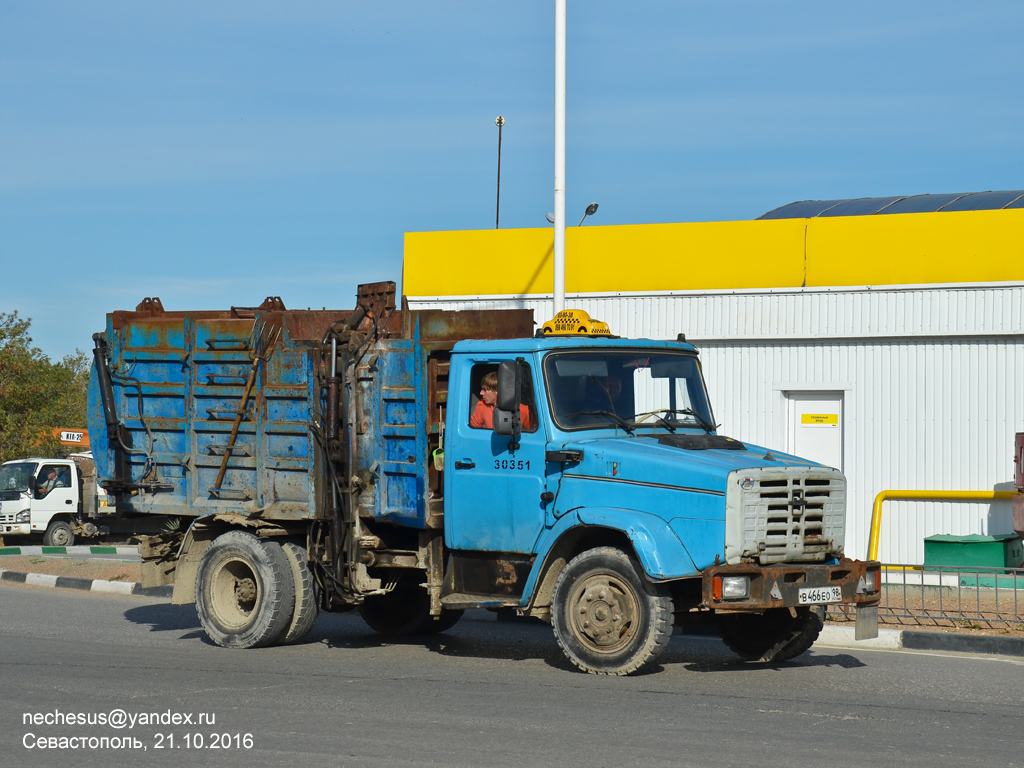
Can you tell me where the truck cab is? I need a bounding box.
[0,458,83,546]
[434,314,877,673]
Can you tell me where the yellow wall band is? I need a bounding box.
[403,209,1023,297]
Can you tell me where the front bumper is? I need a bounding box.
[702,559,881,612]
[1,523,31,536]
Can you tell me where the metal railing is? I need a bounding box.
[829,563,1024,628]
[867,489,1017,561]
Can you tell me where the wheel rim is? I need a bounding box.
[50,525,71,547]
[567,570,640,654]
[210,557,260,631]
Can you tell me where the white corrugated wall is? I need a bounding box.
[408,284,1024,564]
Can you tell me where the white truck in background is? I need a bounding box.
[0,455,111,546]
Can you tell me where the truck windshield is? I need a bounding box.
[543,351,715,432]
[0,463,37,493]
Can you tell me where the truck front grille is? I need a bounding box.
[724,468,846,565]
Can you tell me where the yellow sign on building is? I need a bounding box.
[801,414,839,426]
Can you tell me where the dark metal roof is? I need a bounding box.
[758,191,1024,219]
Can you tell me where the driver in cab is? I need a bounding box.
[36,467,66,495]
[470,371,533,430]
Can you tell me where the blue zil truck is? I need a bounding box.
[89,281,880,675]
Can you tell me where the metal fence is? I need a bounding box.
[828,564,1024,628]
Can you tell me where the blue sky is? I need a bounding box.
[1,0,1021,360]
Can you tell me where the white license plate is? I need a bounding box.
[798,586,843,605]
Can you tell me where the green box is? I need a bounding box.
[923,533,1024,570]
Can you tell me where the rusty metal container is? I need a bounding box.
[87,297,352,523]
[87,289,533,529]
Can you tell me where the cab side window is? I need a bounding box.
[468,363,538,432]
[35,464,68,498]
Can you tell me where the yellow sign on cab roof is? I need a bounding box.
[541,309,613,336]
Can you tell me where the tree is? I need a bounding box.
[0,311,89,464]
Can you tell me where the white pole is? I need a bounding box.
[553,0,566,313]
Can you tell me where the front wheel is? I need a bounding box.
[551,547,674,675]
[718,606,824,662]
[195,530,295,649]
[43,520,74,547]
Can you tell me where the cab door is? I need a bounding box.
[446,359,548,554]
[32,463,77,531]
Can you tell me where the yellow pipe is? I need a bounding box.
[867,490,1017,561]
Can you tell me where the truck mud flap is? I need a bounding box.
[138,530,185,589]
[856,603,879,640]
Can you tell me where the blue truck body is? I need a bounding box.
[88,283,880,674]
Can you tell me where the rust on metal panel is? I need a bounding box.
[135,297,165,314]
[229,297,287,318]
[358,281,397,315]
[276,311,354,342]
[702,561,881,611]
[407,308,535,342]
[111,306,242,331]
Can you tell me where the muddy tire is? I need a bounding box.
[551,547,674,675]
[718,606,824,662]
[359,583,463,636]
[43,520,74,547]
[280,542,319,645]
[195,530,295,649]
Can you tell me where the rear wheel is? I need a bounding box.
[551,547,674,675]
[359,583,463,636]
[43,520,74,547]
[279,542,319,645]
[195,530,295,649]
[718,606,824,662]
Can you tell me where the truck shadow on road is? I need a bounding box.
[122,602,206,641]
[664,648,868,672]
[119,604,868,673]
[312,612,868,675]
[315,612,579,671]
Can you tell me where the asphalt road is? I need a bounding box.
[1,584,1021,768]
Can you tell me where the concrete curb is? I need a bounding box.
[0,545,139,557]
[0,568,172,599]
[817,624,1024,657]
[901,630,1024,657]
[818,625,903,650]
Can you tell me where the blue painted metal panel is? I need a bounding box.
[89,309,322,520]
[577,507,699,579]
[368,340,431,528]
[444,350,557,553]
[516,506,700,606]
[668,517,725,571]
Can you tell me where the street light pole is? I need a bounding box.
[495,116,504,229]
[578,202,599,226]
[553,0,566,313]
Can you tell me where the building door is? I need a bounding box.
[786,391,844,471]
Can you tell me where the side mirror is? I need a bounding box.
[493,408,517,437]
[497,359,522,412]
[495,358,526,451]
